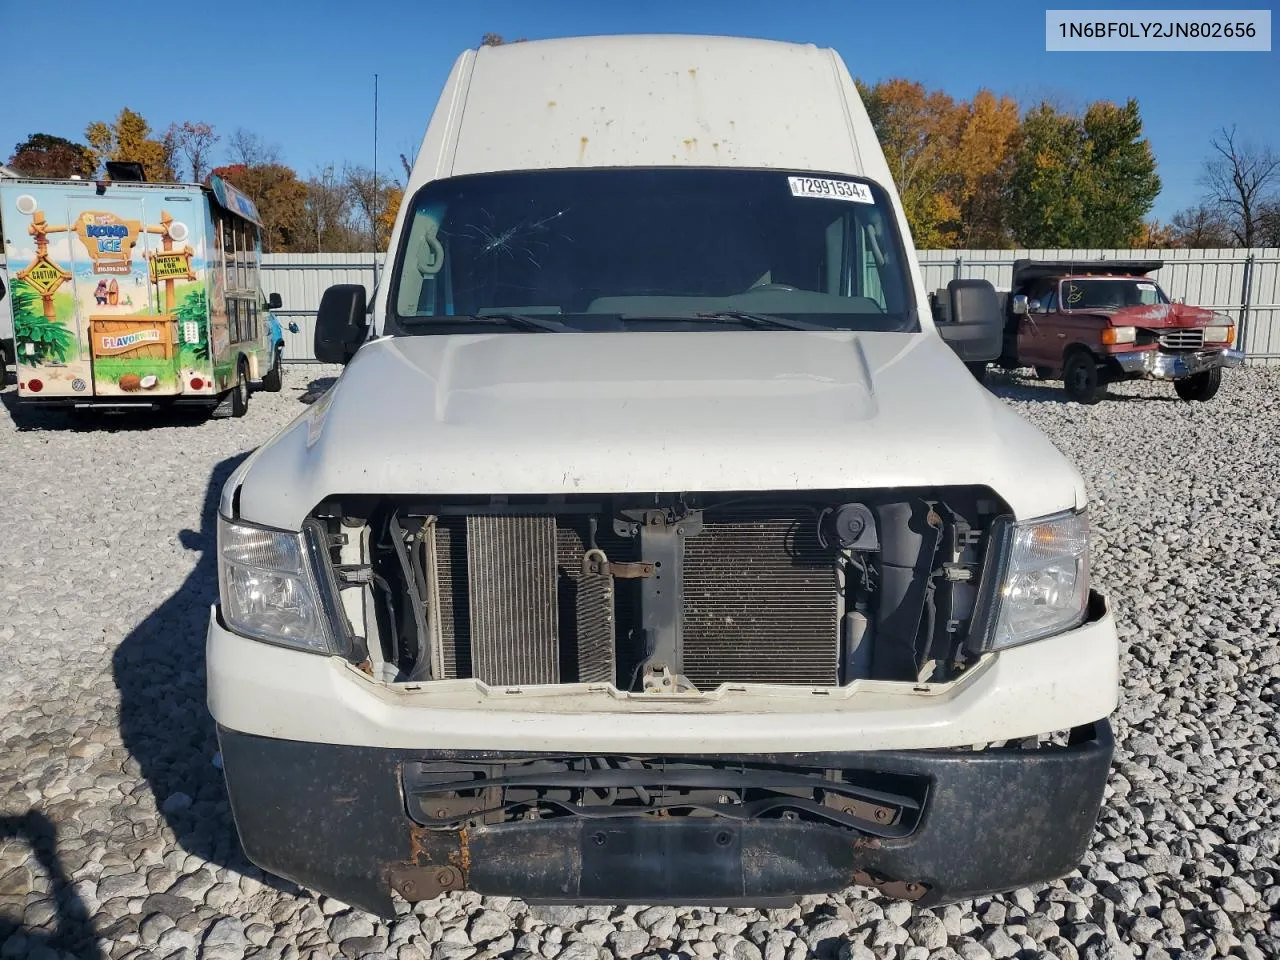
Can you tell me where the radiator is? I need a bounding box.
[433,516,634,685]
[466,516,560,686]
[682,508,840,687]
[430,507,840,688]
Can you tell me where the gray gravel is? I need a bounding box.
[2,362,1279,960]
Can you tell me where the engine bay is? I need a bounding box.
[306,487,1010,691]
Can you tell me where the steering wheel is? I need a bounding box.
[750,283,798,292]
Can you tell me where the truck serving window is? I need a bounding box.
[390,168,918,333]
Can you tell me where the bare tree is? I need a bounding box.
[167,121,220,182]
[304,165,361,252]
[227,128,280,168]
[1169,204,1236,248]
[1259,202,1280,247]
[1200,126,1280,247]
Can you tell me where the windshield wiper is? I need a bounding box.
[619,311,826,331]
[401,313,573,333]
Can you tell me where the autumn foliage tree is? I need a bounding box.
[85,108,175,181]
[210,162,308,252]
[858,79,962,247]
[952,91,1020,246]
[857,80,1018,247]
[8,134,96,179]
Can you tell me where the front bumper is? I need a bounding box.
[217,720,1115,918]
[1111,346,1244,379]
[205,593,1119,754]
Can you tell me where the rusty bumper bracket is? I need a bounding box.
[851,869,929,901]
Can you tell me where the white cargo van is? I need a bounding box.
[208,35,1118,916]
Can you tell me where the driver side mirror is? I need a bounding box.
[314,284,369,365]
[1011,294,1029,315]
[937,279,1003,364]
[267,292,283,310]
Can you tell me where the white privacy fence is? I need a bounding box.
[5,249,1278,364]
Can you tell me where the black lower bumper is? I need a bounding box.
[216,721,1114,918]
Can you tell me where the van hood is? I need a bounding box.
[232,331,1086,528]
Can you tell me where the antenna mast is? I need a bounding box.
[373,72,380,284]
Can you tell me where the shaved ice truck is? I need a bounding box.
[1,172,287,416]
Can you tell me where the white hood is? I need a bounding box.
[231,331,1086,528]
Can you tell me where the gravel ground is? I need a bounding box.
[1,363,1278,960]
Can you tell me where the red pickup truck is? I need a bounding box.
[995,260,1243,404]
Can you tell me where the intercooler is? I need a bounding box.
[428,507,840,689]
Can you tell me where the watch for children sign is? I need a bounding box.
[149,250,196,283]
[75,212,142,274]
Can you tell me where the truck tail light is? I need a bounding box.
[1101,326,1136,345]
[27,379,44,393]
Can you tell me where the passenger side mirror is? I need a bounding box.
[314,284,369,365]
[937,279,1003,364]
[1011,294,1029,315]
[1029,299,1044,314]
[267,292,283,310]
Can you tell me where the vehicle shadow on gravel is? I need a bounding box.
[0,809,104,959]
[0,390,214,432]
[112,453,300,902]
[984,374,1179,405]
[299,376,337,404]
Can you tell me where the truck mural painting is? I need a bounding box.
[1,174,289,415]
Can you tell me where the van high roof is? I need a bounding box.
[412,34,884,184]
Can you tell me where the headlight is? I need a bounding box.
[1101,326,1136,345]
[1203,325,1234,344]
[977,511,1090,651]
[217,516,336,653]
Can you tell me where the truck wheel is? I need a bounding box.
[1063,352,1105,405]
[212,360,251,419]
[261,347,284,393]
[230,360,250,417]
[1174,367,1222,402]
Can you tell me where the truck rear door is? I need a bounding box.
[68,193,190,399]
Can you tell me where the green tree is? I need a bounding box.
[85,108,175,181]
[1004,99,1160,247]
[10,280,75,365]
[8,133,96,179]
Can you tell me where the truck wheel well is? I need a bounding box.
[1062,343,1109,377]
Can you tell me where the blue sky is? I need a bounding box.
[3,0,1275,222]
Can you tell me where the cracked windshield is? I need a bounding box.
[391,167,918,332]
